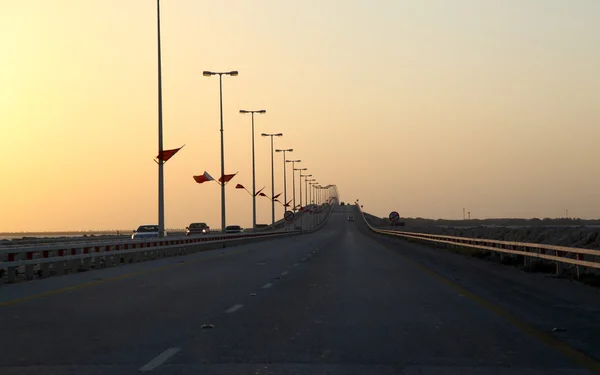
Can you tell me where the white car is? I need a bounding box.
[132,225,166,239]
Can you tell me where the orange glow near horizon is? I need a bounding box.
[1,1,600,232]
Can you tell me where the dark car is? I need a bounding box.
[186,222,210,235]
[224,225,243,233]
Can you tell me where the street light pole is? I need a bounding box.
[203,70,238,231]
[300,173,312,209]
[304,176,313,207]
[240,109,266,230]
[309,181,317,204]
[295,168,307,208]
[276,149,293,214]
[287,160,301,212]
[156,0,165,238]
[262,133,283,225]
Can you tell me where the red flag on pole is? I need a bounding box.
[236,183,252,196]
[156,145,184,163]
[193,171,215,184]
[259,192,267,197]
[255,187,266,196]
[218,172,238,184]
[272,193,282,200]
[284,199,293,207]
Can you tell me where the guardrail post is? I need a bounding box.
[41,250,50,277]
[555,250,564,276]
[55,249,65,275]
[82,248,91,270]
[70,248,79,273]
[93,246,101,268]
[576,253,584,279]
[7,252,17,283]
[25,252,34,280]
[105,245,113,267]
[123,244,133,263]
[115,245,123,264]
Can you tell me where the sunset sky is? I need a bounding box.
[1,0,599,231]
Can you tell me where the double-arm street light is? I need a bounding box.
[262,133,283,225]
[240,109,266,230]
[276,149,293,215]
[203,70,238,230]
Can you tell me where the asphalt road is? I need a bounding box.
[1,205,600,374]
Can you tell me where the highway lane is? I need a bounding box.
[1,205,599,374]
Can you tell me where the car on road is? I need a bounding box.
[186,222,211,235]
[224,225,243,233]
[131,225,165,239]
[348,216,354,222]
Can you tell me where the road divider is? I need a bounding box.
[0,203,337,284]
[0,231,300,283]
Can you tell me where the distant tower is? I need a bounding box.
[468,211,471,220]
[463,208,465,220]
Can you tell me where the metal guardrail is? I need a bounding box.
[0,231,299,283]
[358,205,600,277]
[0,201,338,284]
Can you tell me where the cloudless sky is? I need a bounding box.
[1,0,599,231]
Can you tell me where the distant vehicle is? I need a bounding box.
[132,225,164,239]
[224,225,243,233]
[348,216,354,222]
[186,222,210,235]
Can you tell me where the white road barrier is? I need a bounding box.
[0,202,337,283]
[0,231,298,283]
[358,204,600,278]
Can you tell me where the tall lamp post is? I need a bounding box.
[262,132,283,225]
[309,181,318,227]
[203,70,238,231]
[156,0,166,238]
[240,109,266,230]
[295,168,308,209]
[309,181,318,204]
[305,178,315,206]
[276,149,293,215]
[287,160,301,212]
[300,173,312,209]
[304,174,312,206]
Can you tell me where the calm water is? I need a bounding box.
[0,232,125,240]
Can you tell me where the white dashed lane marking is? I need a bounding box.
[225,304,244,313]
[139,347,180,372]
